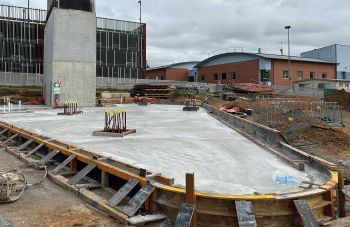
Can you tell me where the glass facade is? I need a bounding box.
[0,4,146,79]
[96,17,145,79]
[0,4,46,75]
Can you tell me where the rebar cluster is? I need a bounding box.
[104,109,128,133]
[63,101,79,114]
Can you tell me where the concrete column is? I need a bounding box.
[44,8,96,107]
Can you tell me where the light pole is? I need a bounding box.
[138,0,142,80]
[285,25,291,86]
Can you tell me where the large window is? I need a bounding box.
[283,70,289,79]
[213,73,218,81]
[322,73,327,79]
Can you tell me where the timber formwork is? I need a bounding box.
[0,119,340,226]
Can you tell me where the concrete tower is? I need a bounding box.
[44,0,96,107]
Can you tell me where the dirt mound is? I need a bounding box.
[326,89,350,111]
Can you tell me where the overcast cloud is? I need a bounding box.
[2,0,350,67]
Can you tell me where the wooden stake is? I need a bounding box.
[186,172,196,227]
[338,170,346,218]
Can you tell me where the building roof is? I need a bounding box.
[147,61,200,71]
[195,52,336,68]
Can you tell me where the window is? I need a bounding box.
[231,72,236,80]
[201,75,205,81]
[222,73,227,80]
[310,72,315,79]
[213,73,218,81]
[283,70,289,79]
[297,71,303,80]
[299,84,310,92]
[322,73,327,79]
[342,72,346,79]
[318,83,330,89]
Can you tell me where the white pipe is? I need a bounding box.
[19,101,22,110]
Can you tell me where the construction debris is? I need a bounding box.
[226,80,273,94]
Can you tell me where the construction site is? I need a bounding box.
[1,1,350,227]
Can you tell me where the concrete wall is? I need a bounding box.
[197,59,260,84]
[44,8,96,107]
[0,72,43,87]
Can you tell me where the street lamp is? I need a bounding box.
[285,25,291,86]
[138,0,142,80]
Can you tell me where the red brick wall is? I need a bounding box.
[145,68,188,81]
[165,68,188,81]
[145,68,166,80]
[197,60,259,84]
[272,60,337,86]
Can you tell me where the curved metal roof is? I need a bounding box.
[195,52,336,68]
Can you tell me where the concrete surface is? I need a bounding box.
[0,105,329,195]
[44,8,96,107]
[0,148,118,227]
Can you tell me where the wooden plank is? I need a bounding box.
[25,143,45,157]
[235,200,257,227]
[16,139,34,151]
[174,203,195,227]
[323,216,350,227]
[75,183,101,189]
[39,150,60,165]
[52,154,77,174]
[69,163,97,185]
[128,213,167,225]
[119,182,155,217]
[2,133,19,144]
[294,200,320,227]
[0,128,8,135]
[108,178,139,208]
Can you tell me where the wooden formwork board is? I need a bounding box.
[0,122,339,227]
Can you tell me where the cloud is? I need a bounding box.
[4,0,350,67]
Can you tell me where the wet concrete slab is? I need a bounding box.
[0,104,329,195]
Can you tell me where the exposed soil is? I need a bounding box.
[0,87,43,104]
[326,89,350,111]
[210,96,350,178]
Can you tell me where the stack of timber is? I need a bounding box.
[226,80,274,94]
[131,84,175,99]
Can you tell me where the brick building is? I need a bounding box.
[145,61,200,81]
[194,53,337,86]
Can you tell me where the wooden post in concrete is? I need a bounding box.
[338,170,346,218]
[70,158,78,172]
[101,170,109,188]
[186,172,196,227]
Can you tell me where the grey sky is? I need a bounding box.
[2,0,350,67]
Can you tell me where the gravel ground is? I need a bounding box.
[0,148,119,227]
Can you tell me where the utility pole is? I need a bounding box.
[138,0,142,80]
[285,26,291,86]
